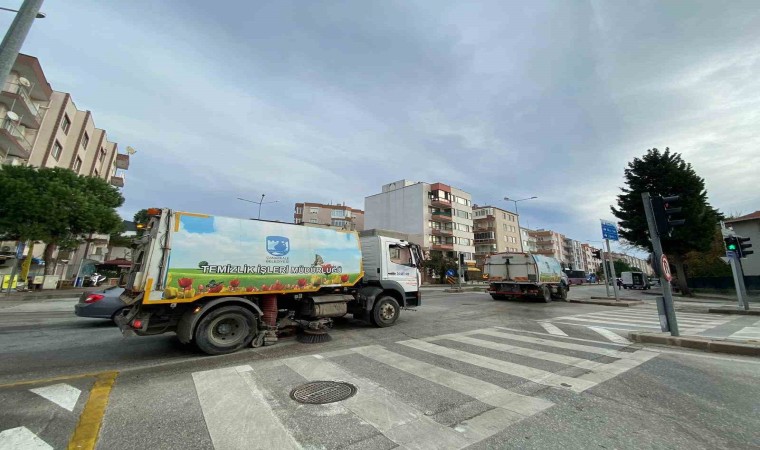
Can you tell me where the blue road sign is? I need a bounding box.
[446,269,456,277]
[601,220,619,241]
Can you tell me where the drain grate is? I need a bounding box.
[290,381,357,404]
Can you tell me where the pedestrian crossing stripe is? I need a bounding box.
[548,309,735,334]
[192,327,658,450]
[727,327,760,340]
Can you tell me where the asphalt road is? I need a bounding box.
[1,289,759,449]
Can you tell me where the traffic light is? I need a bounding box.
[651,195,686,237]
[724,236,738,253]
[737,236,753,258]
[459,253,465,265]
[592,249,602,259]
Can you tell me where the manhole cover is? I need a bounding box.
[290,381,357,404]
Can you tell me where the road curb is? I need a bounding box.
[571,298,643,307]
[0,291,87,301]
[628,332,760,356]
[707,308,760,316]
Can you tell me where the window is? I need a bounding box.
[82,132,89,150]
[295,206,303,214]
[61,115,71,134]
[475,232,494,240]
[388,244,413,267]
[455,210,470,219]
[51,140,62,160]
[332,219,346,227]
[310,207,319,214]
[331,209,346,218]
[73,156,82,173]
[309,218,317,223]
[98,147,106,162]
[502,212,506,219]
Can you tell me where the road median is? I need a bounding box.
[628,332,760,356]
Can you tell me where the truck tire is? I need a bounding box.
[556,286,568,301]
[491,294,506,301]
[541,285,552,303]
[370,296,400,327]
[194,305,257,355]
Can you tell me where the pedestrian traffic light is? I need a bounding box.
[724,236,738,253]
[737,236,753,258]
[651,195,686,237]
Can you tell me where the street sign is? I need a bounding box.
[445,269,455,277]
[661,254,672,282]
[726,251,736,258]
[601,220,619,241]
[15,242,25,259]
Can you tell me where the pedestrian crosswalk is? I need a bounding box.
[727,318,760,341]
[548,308,735,338]
[191,326,658,449]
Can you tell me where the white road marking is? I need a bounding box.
[399,339,597,393]
[284,355,472,449]
[193,366,301,450]
[29,383,81,412]
[0,427,53,449]
[350,345,553,416]
[728,327,760,340]
[482,328,626,357]
[538,322,568,336]
[491,326,630,346]
[587,326,631,344]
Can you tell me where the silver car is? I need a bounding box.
[74,286,127,323]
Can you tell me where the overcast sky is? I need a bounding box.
[4,0,759,253]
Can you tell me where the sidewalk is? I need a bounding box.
[0,287,99,301]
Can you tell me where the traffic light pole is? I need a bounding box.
[642,192,680,336]
[728,257,749,310]
[602,256,611,297]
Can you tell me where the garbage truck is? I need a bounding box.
[485,252,568,302]
[116,209,423,355]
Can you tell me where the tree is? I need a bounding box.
[421,252,458,283]
[611,148,721,295]
[198,261,209,269]
[0,166,124,274]
[683,229,732,278]
[613,260,634,276]
[133,209,149,236]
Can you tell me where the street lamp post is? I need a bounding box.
[0,0,46,89]
[503,196,537,251]
[237,194,279,220]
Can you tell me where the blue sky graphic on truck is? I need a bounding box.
[267,236,290,256]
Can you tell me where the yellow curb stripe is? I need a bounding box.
[0,372,106,389]
[67,371,118,450]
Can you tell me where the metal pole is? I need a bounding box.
[729,257,749,310]
[605,239,620,302]
[457,251,462,290]
[0,0,45,88]
[602,250,611,297]
[642,192,679,336]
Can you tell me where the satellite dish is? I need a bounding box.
[126,146,136,155]
[18,77,31,87]
[6,111,19,121]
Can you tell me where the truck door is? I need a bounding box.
[384,242,420,306]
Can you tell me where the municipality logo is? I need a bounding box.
[266,236,290,256]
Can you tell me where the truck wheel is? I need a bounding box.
[194,306,257,355]
[557,286,568,301]
[491,294,506,301]
[541,285,552,303]
[370,296,400,327]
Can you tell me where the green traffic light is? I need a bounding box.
[727,243,737,250]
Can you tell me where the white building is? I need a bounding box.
[364,180,475,260]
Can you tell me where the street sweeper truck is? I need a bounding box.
[116,209,423,355]
[485,252,568,302]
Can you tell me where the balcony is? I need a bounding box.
[431,228,453,236]
[430,211,453,222]
[1,82,44,128]
[110,176,124,187]
[431,243,454,251]
[429,197,451,208]
[0,118,33,158]
[115,153,130,170]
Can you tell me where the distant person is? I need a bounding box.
[616,278,623,290]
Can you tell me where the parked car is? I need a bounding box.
[74,286,126,323]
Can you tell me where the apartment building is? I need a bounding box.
[520,228,537,253]
[581,243,602,274]
[0,54,131,284]
[472,206,522,269]
[565,238,585,271]
[364,180,474,260]
[530,229,567,263]
[294,202,365,231]
[604,252,654,276]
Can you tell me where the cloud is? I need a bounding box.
[7,0,758,255]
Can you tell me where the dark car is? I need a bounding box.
[74,286,127,323]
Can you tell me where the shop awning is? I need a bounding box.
[466,267,481,272]
[101,258,132,268]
